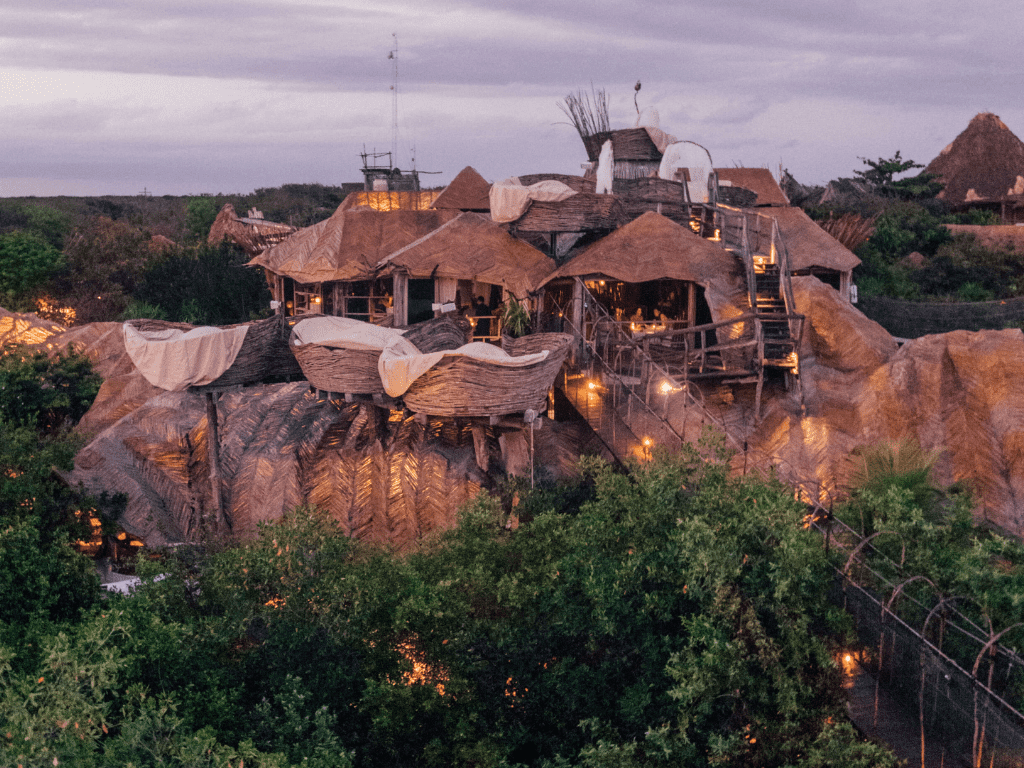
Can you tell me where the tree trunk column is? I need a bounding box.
[205,391,226,531]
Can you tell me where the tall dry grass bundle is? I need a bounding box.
[558,86,611,144]
[818,213,876,253]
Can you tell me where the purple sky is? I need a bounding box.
[2,0,1021,196]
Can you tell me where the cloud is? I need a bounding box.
[3,0,1024,193]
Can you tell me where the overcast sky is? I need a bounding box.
[1,0,1021,197]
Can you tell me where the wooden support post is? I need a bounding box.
[471,422,489,472]
[205,391,226,530]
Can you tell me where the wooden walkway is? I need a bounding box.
[844,656,949,767]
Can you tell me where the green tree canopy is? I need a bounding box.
[855,151,944,200]
[0,230,64,308]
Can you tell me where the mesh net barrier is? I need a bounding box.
[858,294,1024,338]
[833,576,1024,765]
[820,519,1024,766]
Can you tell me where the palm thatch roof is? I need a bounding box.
[248,207,458,284]
[715,168,790,206]
[379,212,555,297]
[768,207,861,273]
[540,211,747,312]
[430,166,492,211]
[69,380,612,548]
[207,204,296,257]
[925,113,1024,206]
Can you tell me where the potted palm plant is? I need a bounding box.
[498,297,532,346]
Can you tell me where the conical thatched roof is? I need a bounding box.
[380,212,556,297]
[538,212,749,319]
[430,166,492,211]
[207,204,296,257]
[925,112,1024,205]
[715,168,790,206]
[248,207,457,284]
[540,211,742,288]
[769,207,861,273]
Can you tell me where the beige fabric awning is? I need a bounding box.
[291,316,405,350]
[123,323,249,391]
[378,337,548,397]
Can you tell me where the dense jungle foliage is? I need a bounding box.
[1,436,904,768]
[789,154,1021,303]
[5,350,1024,766]
[0,184,357,327]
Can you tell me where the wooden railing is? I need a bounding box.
[547,281,747,454]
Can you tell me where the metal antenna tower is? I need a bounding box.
[387,33,399,166]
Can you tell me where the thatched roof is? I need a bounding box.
[207,204,296,257]
[430,166,491,211]
[769,207,861,273]
[380,212,555,297]
[541,211,744,290]
[511,192,628,234]
[249,207,457,284]
[945,224,1024,252]
[925,113,1024,206]
[340,190,441,212]
[69,379,611,548]
[715,168,790,206]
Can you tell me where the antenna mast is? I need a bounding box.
[388,33,399,166]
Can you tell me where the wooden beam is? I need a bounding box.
[471,423,489,472]
[204,392,227,531]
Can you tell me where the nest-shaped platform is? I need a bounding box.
[402,332,573,417]
[125,315,301,391]
[291,314,471,395]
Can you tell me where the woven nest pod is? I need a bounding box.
[124,314,303,390]
[290,314,472,396]
[582,128,662,162]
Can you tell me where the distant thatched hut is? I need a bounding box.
[248,207,457,319]
[925,112,1024,223]
[207,204,296,258]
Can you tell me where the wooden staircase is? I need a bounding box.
[754,263,798,369]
